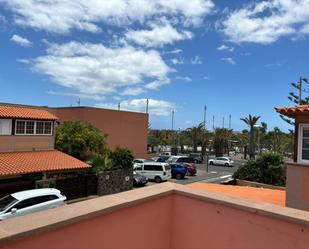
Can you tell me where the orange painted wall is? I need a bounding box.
[171,195,309,249]
[51,107,148,158]
[2,195,172,249]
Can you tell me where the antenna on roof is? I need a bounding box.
[118,102,120,110]
[77,98,81,106]
[146,99,149,113]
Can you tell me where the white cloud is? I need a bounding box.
[2,0,214,34]
[96,98,175,116]
[10,34,32,47]
[175,76,192,82]
[120,87,145,96]
[32,41,170,96]
[191,55,202,64]
[16,58,30,64]
[164,48,183,54]
[47,90,104,101]
[221,57,236,65]
[171,58,184,65]
[221,0,309,44]
[217,44,234,52]
[125,23,193,47]
[203,76,210,80]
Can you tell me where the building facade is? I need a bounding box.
[51,106,148,158]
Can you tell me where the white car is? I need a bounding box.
[0,188,67,220]
[134,162,171,183]
[208,157,234,167]
[133,158,149,168]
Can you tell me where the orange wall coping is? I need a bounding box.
[1,183,309,247]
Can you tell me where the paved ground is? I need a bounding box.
[146,157,246,186]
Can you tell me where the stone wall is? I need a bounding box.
[97,168,133,196]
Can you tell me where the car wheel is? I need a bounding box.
[176,173,182,180]
[225,163,229,167]
[155,176,162,183]
[209,161,213,165]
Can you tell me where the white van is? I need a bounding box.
[134,162,171,183]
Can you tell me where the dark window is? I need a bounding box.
[36,121,44,134]
[16,121,25,134]
[144,165,163,171]
[9,195,58,211]
[44,122,52,135]
[135,166,142,171]
[26,121,35,134]
[0,195,18,212]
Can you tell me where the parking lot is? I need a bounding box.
[146,158,245,186]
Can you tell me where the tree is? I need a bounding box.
[241,115,261,159]
[213,128,232,157]
[55,121,106,160]
[280,76,309,125]
[186,123,205,152]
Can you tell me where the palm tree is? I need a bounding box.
[186,123,204,152]
[241,115,261,159]
[213,128,232,157]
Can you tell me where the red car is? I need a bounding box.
[185,163,197,176]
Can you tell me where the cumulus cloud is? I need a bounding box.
[120,87,146,96]
[221,0,309,44]
[171,58,184,65]
[217,44,234,52]
[175,76,192,82]
[221,57,236,65]
[2,0,214,34]
[32,41,170,96]
[10,34,32,47]
[125,23,193,47]
[191,55,202,64]
[96,98,175,116]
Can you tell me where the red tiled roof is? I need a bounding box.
[0,150,90,176]
[275,105,309,118]
[0,105,58,120]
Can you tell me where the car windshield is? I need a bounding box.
[0,195,18,212]
[164,165,171,171]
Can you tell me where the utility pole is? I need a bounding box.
[118,102,120,110]
[203,105,207,130]
[299,77,303,104]
[222,117,225,128]
[77,98,81,106]
[146,99,149,113]
[212,115,215,130]
[229,114,231,129]
[171,109,174,131]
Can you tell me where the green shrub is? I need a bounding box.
[90,155,113,173]
[233,152,286,186]
[109,147,134,169]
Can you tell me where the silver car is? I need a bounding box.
[0,188,66,220]
[208,157,234,167]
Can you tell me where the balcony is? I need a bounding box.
[1,183,309,249]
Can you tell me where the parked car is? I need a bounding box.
[167,156,196,164]
[185,163,197,176]
[0,188,67,220]
[208,157,234,167]
[134,162,171,183]
[151,155,170,162]
[159,152,172,156]
[133,171,148,187]
[189,153,204,164]
[170,163,187,179]
[133,158,149,168]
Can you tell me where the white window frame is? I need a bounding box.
[15,120,53,136]
[297,123,309,164]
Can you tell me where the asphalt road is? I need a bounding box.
[168,158,245,185]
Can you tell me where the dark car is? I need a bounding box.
[189,153,204,164]
[151,155,170,162]
[170,163,188,179]
[133,171,148,187]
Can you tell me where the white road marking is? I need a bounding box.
[219,174,232,179]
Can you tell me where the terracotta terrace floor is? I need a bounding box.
[190,182,286,206]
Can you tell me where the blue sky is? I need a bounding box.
[1,0,309,132]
